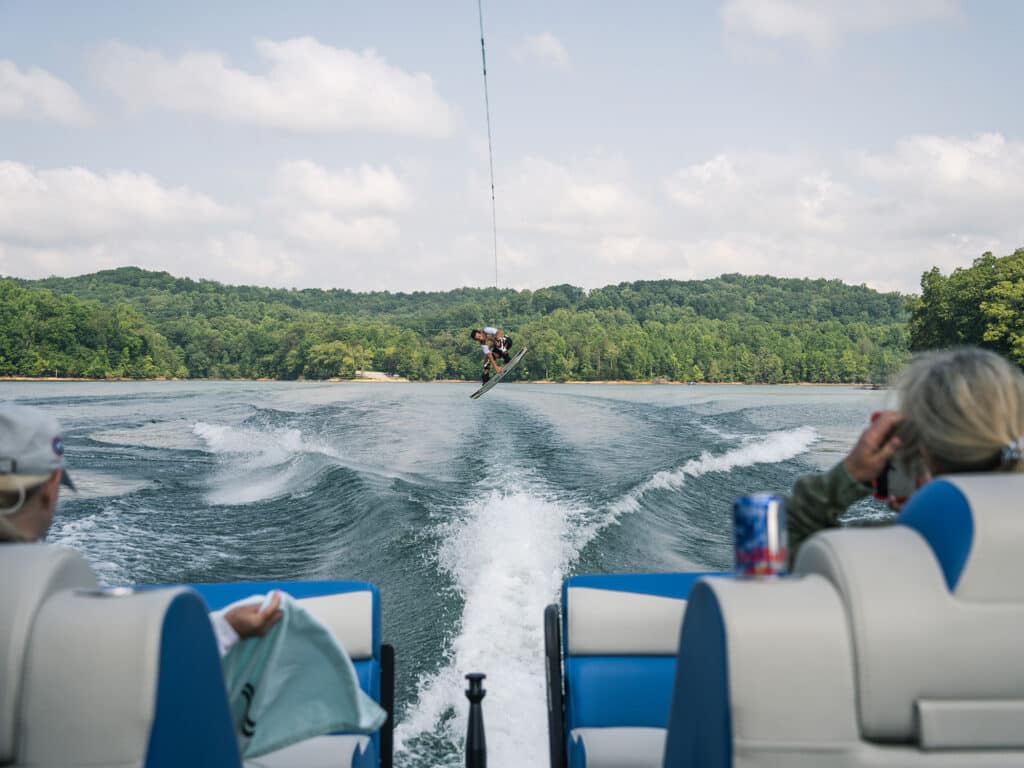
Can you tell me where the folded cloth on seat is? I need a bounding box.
[220,592,387,758]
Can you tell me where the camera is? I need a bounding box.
[872,460,915,503]
[868,410,915,504]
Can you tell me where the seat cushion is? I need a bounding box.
[565,656,676,730]
[245,735,372,768]
[569,727,665,768]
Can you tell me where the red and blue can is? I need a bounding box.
[733,493,788,576]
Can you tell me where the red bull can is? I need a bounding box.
[733,493,788,576]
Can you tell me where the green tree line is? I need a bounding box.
[2,267,912,382]
[909,248,1024,364]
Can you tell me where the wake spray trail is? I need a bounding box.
[396,482,590,767]
[396,427,817,765]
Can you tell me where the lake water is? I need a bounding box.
[0,380,890,766]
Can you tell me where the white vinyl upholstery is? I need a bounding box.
[17,585,223,767]
[665,476,1024,767]
[941,475,1024,601]
[567,586,687,656]
[797,527,1024,743]
[297,592,374,660]
[0,544,96,764]
[246,735,370,768]
[570,727,665,768]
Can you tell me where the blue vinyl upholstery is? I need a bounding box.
[352,738,378,768]
[897,479,974,592]
[662,579,731,768]
[566,656,676,728]
[145,590,242,768]
[560,572,723,766]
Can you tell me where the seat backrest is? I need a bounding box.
[796,474,1024,748]
[17,583,240,768]
[664,574,859,768]
[0,544,95,765]
[562,573,714,735]
[898,473,1024,601]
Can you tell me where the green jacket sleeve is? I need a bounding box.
[785,461,871,566]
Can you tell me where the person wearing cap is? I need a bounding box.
[0,402,282,649]
[0,403,75,543]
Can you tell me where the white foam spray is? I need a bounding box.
[397,426,818,766]
[396,483,590,766]
[610,426,818,517]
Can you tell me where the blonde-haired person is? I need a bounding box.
[786,346,1024,564]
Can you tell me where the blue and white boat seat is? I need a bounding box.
[546,572,720,768]
[0,544,391,768]
[1,545,98,767]
[1,543,241,767]
[195,581,391,768]
[664,473,1024,767]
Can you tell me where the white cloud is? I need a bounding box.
[282,212,400,251]
[0,160,407,289]
[91,37,454,137]
[0,60,91,124]
[494,155,654,237]
[0,162,235,245]
[662,133,1024,291]
[4,134,1021,295]
[722,0,960,50]
[274,160,411,212]
[519,33,570,69]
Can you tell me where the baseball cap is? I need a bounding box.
[0,403,75,492]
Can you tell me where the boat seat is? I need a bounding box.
[664,473,1024,767]
[1,546,389,768]
[246,735,374,768]
[0,544,97,767]
[551,573,720,768]
[4,545,240,767]
[193,581,391,767]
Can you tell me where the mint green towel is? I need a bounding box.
[221,593,387,759]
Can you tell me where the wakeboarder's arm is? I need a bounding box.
[486,351,502,372]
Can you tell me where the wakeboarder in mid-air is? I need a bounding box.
[468,327,527,399]
[470,327,512,383]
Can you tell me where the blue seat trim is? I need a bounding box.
[353,659,380,701]
[664,579,731,768]
[145,591,241,768]
[897,479,974,591]
[352,737,378,768]
[563,572,719,601]
[568,730,587,768]
[565,656,676,731]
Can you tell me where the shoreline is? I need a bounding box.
[0,375,882,388]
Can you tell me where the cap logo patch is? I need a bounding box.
[52,437,65,457]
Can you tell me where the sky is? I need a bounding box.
[0,0,1022,294]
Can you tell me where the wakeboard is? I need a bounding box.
[470,347,528,399]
